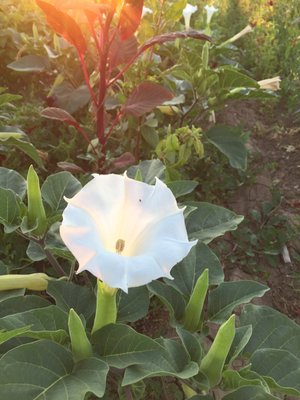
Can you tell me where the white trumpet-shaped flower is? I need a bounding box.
[182,4,198,31]
[204,4,218,25]
[60,174,197,292]
[258,76,281,91]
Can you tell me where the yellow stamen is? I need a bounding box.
[115,239,125,254]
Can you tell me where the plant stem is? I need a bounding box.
[103,110,123,144]
[78,53,98,107]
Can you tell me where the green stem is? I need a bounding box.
[92,280,118,334]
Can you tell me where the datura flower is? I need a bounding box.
[204,5,218,25]
[258,76,281,91]
[182,4,198,31]
[60,174,197,292]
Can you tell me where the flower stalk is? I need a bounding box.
[92,280,118,334]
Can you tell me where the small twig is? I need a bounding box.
[16,230,67,277]
[104,110,123,143]
[68,121,98,155]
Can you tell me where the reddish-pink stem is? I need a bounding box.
[79,53,98,107]
[103,110,123,144]
[67,121,98,155]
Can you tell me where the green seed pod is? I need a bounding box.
[199,314,236,387]
[0,273,50,291]
[68,308,92,362]
[26,165,47,237]
[183,269,209,332]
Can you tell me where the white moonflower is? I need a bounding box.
[60,173,197,292]
[204,4,218,25]
[182,4,198,31]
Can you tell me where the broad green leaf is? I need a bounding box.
[123,337,199,385]
[0,295,50,317]
[0,326,32,345]
[205,125,248,170]
[240,304,300,358]
[218,66,259,89]
[148,280,186,321]
[0,167,26,198]
[0,188,23,233]
[127,159,165,184]
[93,323,162,368]
[166,242,224,297]
[222,369,269,391]
[93,323,198,384]
[227,325,253,365]
[0,127,43,167]
[47,280,96,321]
[45,222,74,261]
[117,286,149,323]
[208,281,269,323]
[176,327,202,364]
[7,55,50,72]
[0,340,108,399]
[185,202,243,243]
[0,93,22,107]
[167,180,198,198]
[0,289,25,302]
[251,348,300,396]
[26,240,46,261]
[0,305,68,343]
[41,171,81,212]
[222,386,280,400]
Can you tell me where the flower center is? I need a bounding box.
[115,239,125,255]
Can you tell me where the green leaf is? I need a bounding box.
[176,327,202,364]
[93,323,162,368]
[0,305,68,343]
[0,339,108,399]
[251,348,300,396]
[240,304,300,358]
[127,159,165,184]
[93,323,198,384]
[222,386,280,400]
[0,167,26,199]
[205,125,248,170]
[148,280,186,321]
[117,286,149,323]
[0,295,50,317]
[7,55,50,72]
[222,369,269,391]
[0,127,43,167]
[0,93,22,107]
[41,171,82,212]
[0,188,23,233]
[226,325,253,365]
[218,66,259,89]
[185,202,243,243]
[0,326,32,345]
[0,289,25,302]
[123,337,199,385]
[167,180,198,198]
[166,242,224,297]
[47,280,96,322]
[208,281,269,323]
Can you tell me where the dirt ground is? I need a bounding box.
[218,100,300,324]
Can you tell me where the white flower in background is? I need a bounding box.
[182,4,198,31]
[60,174,197,292]
[204,4,218,25]
[258,76,281,91]
[226,24,253,44]
[142,6,153,18]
